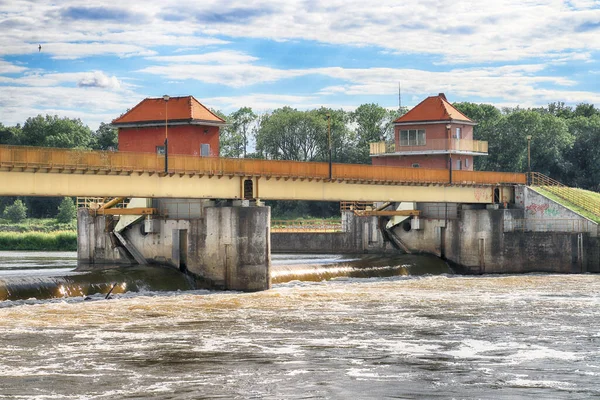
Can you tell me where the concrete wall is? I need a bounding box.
[393,208,600,274]
[271,211,395,254]
[77,205,270,291]
[513,186,598,235]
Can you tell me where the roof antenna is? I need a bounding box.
[398,82,402,111]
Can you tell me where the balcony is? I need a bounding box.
[369,139,488,156]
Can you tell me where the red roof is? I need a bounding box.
[395,93,474,124]
[112,96,225,125]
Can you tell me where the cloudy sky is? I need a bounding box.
[1,0,599,129]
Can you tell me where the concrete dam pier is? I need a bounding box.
[78,200,271,292]
[272,186,600,275]
[77,185,599,293]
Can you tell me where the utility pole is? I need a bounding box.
[327,114,332,180]
[163,95,170,174]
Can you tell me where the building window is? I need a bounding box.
[399,129,426,146]
[457,160,462,170]
[465,158,469,168]
[455,127,462,139]
[412,163,420,168]
[156,146,165,155]
[201,143,210,157]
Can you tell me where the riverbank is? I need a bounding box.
[0,231,77,251]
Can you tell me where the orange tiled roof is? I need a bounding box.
[394,93,474,124]
[112,96,225,125]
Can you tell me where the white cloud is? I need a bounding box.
[147,50,258,64]
[78,71,121,89]
[0,59,28,74]
[2,1,600,63]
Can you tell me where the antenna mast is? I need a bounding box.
[398,82,402,111]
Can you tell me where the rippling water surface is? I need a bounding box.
[1,251,600,399]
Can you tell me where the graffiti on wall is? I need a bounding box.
[526,203,560,217]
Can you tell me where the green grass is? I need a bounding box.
[532,187,600,224]
[0,218,76,233]
[0,231,77,251]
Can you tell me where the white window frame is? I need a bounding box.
[399,129,426,146]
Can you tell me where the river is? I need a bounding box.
[1,251,599,399]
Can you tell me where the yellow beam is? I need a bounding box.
[99,197,125,209]
[355,210,421,217]
[95,207,157,215]
[0,171,515,203]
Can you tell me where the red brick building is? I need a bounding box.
[370,93,487,170]
[112,96,226,157]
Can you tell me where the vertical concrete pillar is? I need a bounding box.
[198,206,271,291]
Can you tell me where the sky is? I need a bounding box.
[1,0,600,130]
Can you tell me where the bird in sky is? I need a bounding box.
[38,44,41,52]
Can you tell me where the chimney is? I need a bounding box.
[438,93,447,101]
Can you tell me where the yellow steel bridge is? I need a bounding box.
[0,145,526,203]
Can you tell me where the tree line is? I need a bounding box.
[0,101,599,218]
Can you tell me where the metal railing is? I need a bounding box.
[0,145,525,186]
[340,201,375,212]
[370,139,488,155]
[271,219,342,233]
[505,218,597,235]
[528,172,600,218]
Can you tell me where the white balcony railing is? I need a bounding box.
[370,139,488,156]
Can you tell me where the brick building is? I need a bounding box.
[370,93,488,170]
[112,96,225,157]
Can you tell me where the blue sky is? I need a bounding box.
[1,0,600,129]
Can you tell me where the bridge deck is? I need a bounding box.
[0,145,525,202]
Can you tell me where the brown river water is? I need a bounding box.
[1,251,600,399]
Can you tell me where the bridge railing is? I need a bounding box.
[0,145,526,186]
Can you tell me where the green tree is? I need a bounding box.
[91,122,118,150]
[56,197,77,223]
[351,104,400,163]
[566,115,600,191]
[256,107,326,161]
[229,107,257,158]
[3,199,27,223]
[16,115,93,148]
[0,123,21,145]
[573,103,599,118]
[453,102,503,171]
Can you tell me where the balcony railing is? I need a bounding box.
[370,139,488,156]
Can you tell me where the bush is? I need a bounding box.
[3,200,27,223]
[56,197,77,223]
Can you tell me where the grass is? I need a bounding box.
[532,186,600,224]
[0,218,76,233]
[0,230,77,251]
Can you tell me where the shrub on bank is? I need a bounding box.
[3,200,27,223]
[0,231,77,251]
